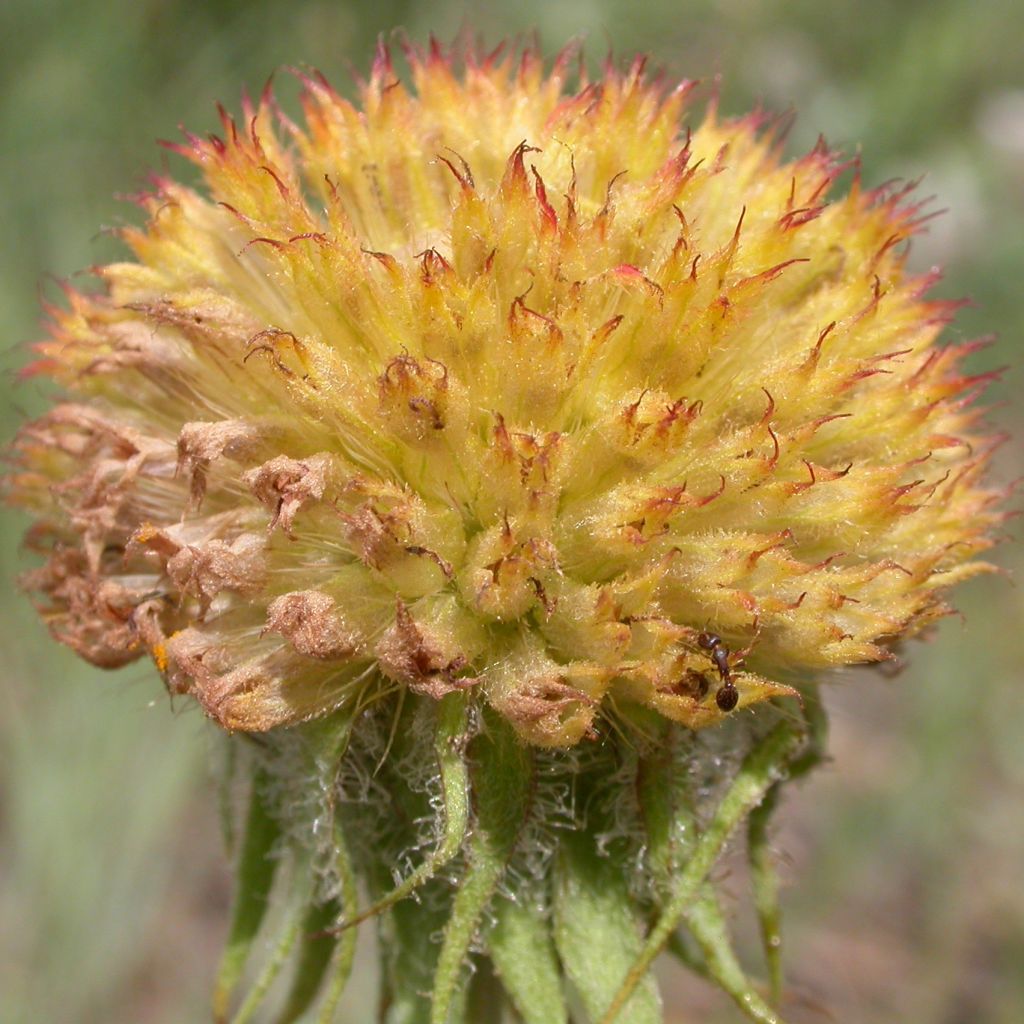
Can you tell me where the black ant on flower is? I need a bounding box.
[697,631,740,712]
[669,621,758,713]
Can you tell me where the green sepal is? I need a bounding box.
[300,704,361,1022]
[600,720,803,1024]
[635,728,690,892]
[275,896,340,1023]
[383,884,454,1024]
[340,690,471,930]
[488,895,568,1024]
[231,891,309,1024]
[553,828,662,1024]
[213,764,282,1023]
[637,729,782,1020]
[747,686,827,1004]
[219,704,359,1024]
[316,808,359,1023]
[374,696,453,1024]
[683,891,783,1024]
[748,785,783,1005]
[430,711,533,1024]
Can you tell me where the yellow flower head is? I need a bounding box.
[8,40,1003,747]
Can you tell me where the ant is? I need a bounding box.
[672,668,710,700]
[697,631,739,712]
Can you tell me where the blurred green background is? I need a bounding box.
[1,1,1022,1022]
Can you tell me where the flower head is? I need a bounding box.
[9,41,1000,748]
[5,38,1009,1023]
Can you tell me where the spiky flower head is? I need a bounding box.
[6,37,1006,1024]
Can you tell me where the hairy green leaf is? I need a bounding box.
[489,895,568,1024]
[553,829,662,1024]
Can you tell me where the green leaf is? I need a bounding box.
[488,895,568,1024]
[213,766,282,1023]
[553,829,662,1024]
